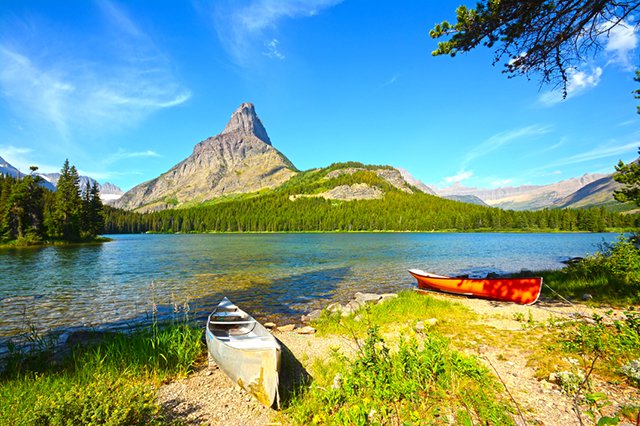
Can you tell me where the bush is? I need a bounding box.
[571,236,640,285]
[288,326,514,425]
[560,310,640,387]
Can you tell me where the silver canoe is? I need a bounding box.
[205,297,281,407]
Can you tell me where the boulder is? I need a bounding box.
[353,292,383,304]
[277,324,296,332]
[301,309,322,323]
[377,293,398,303]
[326,303,344,313]
[296,326,316,335]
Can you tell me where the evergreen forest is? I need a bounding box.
[0,160,105,245]
[104,164,639,234]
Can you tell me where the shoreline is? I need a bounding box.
[138,229,629,235]
[159,290,640,425]
[0,236,112,249]
[2,288,638,424]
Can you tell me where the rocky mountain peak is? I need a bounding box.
[221,102,271,145]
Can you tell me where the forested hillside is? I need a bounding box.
[104,163,638,233]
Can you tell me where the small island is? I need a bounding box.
[0,160,106,248]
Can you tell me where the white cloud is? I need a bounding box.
[545,141,639,168]
[104,149,161,165]
[539,67,603,105]
[263,38,285,59]
[488,178,512,188]
[603,19,638,67]
[212,0,342,66]
[0,1,191,141]
[443,170,473,184]
[539,20,637,106]
[382,74,400,87]
[463,124,552,168]
[0,144,60,173]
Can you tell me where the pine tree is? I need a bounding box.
[52,159,83,241]
[4,167,45,241]
[84,181,104,237]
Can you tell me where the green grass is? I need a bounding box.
[537,269,640,306]
[0,322,204,426]
[313,290,477,338]
[286,291,516,425]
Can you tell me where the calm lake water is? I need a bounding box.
[0,232,618,347]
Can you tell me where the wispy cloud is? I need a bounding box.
[463,124,552,168]
[539,67,603,105]
[539,19,637,106]
[0,1,191,142]
[263,38,285,59]
[382,74,401,87]
[544,141,639,168]
[0,145,60,173]
[211,0,342,66]
[617,118,638,127]
[104,149,161,165]
[489,178,513,188]
[443,170,473,184]
[603,19,638,68]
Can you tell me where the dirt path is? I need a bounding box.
[157,294,639,425]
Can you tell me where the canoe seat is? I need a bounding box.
[210,320,256,325]
[223,336,279,350]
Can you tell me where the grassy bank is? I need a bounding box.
[285,290,640,425]
[0,322,203,425]
[286,292,516,425]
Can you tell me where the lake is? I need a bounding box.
[0,232,618,347]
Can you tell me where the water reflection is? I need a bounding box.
[0,232,616,343]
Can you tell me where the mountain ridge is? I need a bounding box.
[114,103,297,212]
[3,103,634,213]
[434,174,610,210]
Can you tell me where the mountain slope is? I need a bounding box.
[553,174,635,211]
[115,103,298,212]
[0,156,22,178]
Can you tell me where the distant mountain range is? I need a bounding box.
[2,104,636,213]
[433,173,625,211]
[0,156,124,203]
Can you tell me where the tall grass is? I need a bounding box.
[287,291,515,425]
[0,321,203,425]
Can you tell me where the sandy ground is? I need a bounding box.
[157,292,640,425]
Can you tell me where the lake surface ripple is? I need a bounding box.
[0,232,617,349]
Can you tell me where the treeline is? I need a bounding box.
[0,160,104,244]
[104,191,638,234]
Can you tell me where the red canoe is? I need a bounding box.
[408,269,542,305]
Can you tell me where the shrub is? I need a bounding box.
[571,236,640,285]
[288,326,514,425]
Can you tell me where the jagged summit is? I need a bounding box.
[115,103,296,212]
[221,102,271,145]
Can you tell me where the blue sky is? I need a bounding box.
[0,0,638,191]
